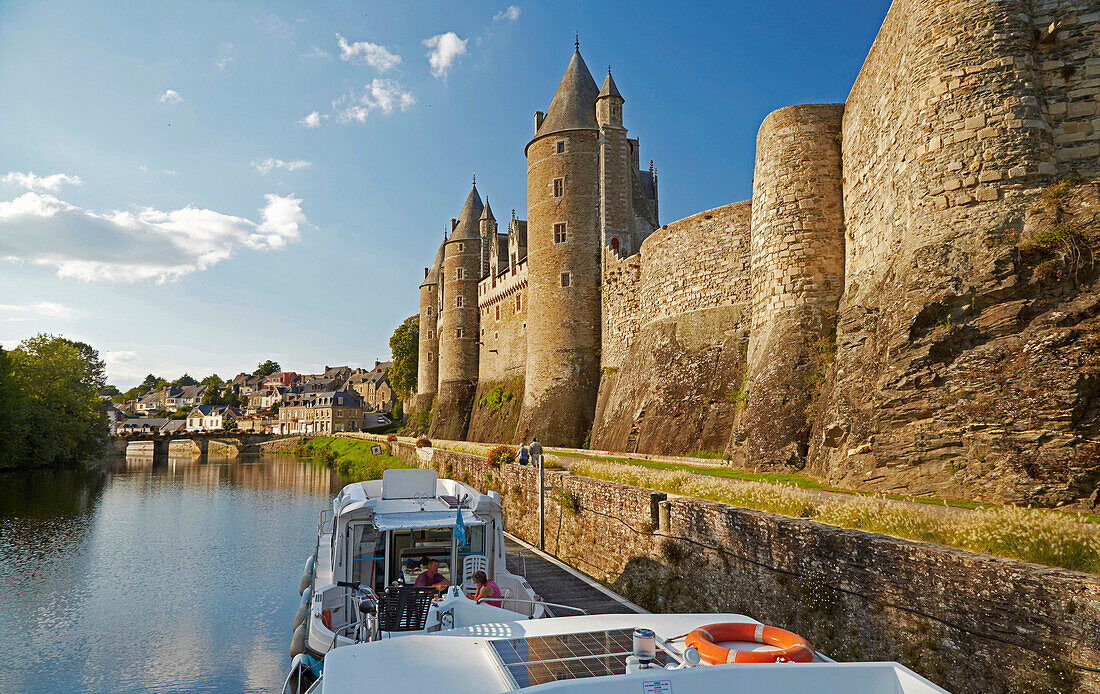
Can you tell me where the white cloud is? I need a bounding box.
[423,32,468,79]
[0,189,308,283]
[301,45,331,60]
[253,12,295,39]
[299,111,326,128]
[494,5,521,21]
[0,302,77,321]
[2,172,82,192]
[252,158,312,175]
[159,89,183,105]
[335,33,401,71]
[333,79,416,123]
[103,350,145,383]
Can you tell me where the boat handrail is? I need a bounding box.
[477,597,588,615]
[318,508,333,532]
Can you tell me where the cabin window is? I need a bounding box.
[553,178,564,197]
[350,525,385,591]
[561,272,571,288]
[554,223,567,243]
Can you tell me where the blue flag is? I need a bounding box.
[453,508,466,547]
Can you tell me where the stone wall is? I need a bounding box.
[600,249,640,371]
[811,0,1100,505]
[391,442,1100,694]
[477,264,528,382]
[592,202,752,455]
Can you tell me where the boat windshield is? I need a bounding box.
[350,525,386,592]
[390,525,485,586]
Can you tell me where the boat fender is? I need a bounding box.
[685,622,815,664]
[293,601,309,631]
[299,586,312,609]
[299,556,315,595]
[289,624,307,659]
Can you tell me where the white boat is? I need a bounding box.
[299,612,952,693]
[287,469,549,678]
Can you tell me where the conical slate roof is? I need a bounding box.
[420,240,446,287]
[529,48,599,149]
[480,198,495,222]
[448,184,485,242]
[598,68,622,101]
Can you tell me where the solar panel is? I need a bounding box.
[489,629,678,688]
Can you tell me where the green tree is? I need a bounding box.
[388,315,419,402]
[140,374,161,392]
[201,374,224,388]
[222,387,243,408]
[101,384,121,397]
[2,334,108,468]
[221,417,238,431]
[173,373,197,386]
[254,360,281,376]
[202,387,225,406]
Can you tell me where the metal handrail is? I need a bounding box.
[477,597,588,615]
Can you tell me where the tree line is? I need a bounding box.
[107,360,282,413]
[0,334,109,470]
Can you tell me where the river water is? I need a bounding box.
[0,453,346,694]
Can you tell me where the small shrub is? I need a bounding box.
[554,488,580,515]
[486,444,516,468]
[415,435,432,448]
[386,433,396,441]
[478,384,513,412]
[1040,172,1084,205]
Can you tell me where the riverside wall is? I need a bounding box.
[387,440,1100,694]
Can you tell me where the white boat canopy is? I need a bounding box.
[372,510,485,531]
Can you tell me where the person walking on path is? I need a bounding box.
[529,437,543,466]
[517,443,530,466]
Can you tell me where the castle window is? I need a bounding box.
[511,252,517,269]
[516,295,522,312]
[428,351,433,362]
[457,268,465,280]
[554,223,567,243]
[427,329,433,340]
[457,242,464,252]
[556,140,566,154]
[553,178,564,197]
[610,237,620,252]
[427,306,433,317]
[456,296,463,308]
[494,332,498,340]
[561,272,571,288]
[495,305,500,320]
[456,328,464,338]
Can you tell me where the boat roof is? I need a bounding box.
[334,469,496,526]
[320,613,951,693]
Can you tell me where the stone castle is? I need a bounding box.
[416,0,1100,509]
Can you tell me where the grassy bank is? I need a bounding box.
[570,460,1100,574]
[292,436,411,481]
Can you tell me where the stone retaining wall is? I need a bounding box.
[391,441,1100,694]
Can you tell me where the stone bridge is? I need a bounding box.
[114,433,277,459]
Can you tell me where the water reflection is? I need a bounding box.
[0,454,344,694]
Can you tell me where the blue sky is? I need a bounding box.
[0,0,890,389]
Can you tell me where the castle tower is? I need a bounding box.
[479,198,497,279]
[516,45,603,447]
[431,182,484,440]
[596,68,632,255]
[416,240,446,415]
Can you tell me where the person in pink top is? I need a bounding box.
[472,570,502,608]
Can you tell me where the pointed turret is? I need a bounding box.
[449,182,485,241]
[420,240,446,288]
[526,47,600,153]
[598,67,622,101]
[480,198,495,221]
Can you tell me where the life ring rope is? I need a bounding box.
[685,622,815,664]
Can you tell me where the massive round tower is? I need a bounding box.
[416,240,445,417]
[431,183,484,440]
[517,46,602,447]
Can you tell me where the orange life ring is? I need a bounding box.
[685,622,815,664]
[321,609,332,630]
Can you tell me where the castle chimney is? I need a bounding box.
[534,111,545,132]
[451,218,458,231]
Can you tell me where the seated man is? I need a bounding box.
[414,558,450,592]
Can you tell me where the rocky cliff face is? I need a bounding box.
[811,182,1100,507]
